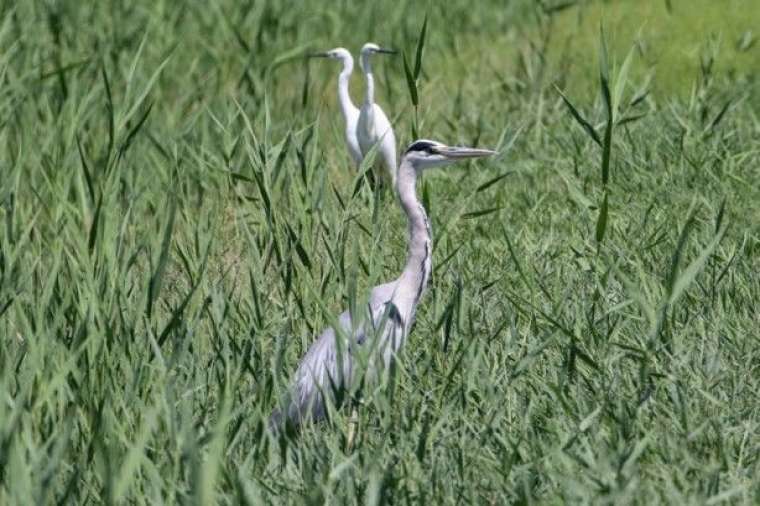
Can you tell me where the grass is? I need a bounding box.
[1,0,759,503]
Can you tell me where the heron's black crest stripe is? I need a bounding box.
[405,140,438,154]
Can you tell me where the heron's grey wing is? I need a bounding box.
[273,311,357,427]
[362,281,408,368]
[369,281,397,306]
[271,283,401,430]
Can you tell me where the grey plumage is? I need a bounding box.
[270,139,496,431]
[269,282,400,428]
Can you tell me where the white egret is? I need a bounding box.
[309,48,363,167]
[270,139,497,433]
[357,42,398,184]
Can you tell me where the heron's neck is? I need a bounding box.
[395,158,432,314]
[337,60,356,122]
[361,55,374,106]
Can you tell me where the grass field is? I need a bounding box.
[1,0,759,503]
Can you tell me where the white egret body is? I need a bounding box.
[310,48,363,167]
[357,43,398,183]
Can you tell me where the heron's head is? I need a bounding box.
[360,42,396,57]
[308,47,352,62]
[402,139,497,171]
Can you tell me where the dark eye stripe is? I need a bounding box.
[405,141,436,154]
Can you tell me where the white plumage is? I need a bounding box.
[309,48,363,167]
[357,42,398,184]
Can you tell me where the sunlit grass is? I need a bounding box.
[547,0,760,97]
[0,0,758,504]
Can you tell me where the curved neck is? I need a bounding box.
[395,158,432,314]
[337,59,356,122]
[361,54,374,106]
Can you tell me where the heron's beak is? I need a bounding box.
[436,146,498,160]
[376,47,397,55]
[308,52,330,58]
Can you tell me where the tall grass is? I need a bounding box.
[1,0,758,503]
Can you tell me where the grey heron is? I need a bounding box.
[309,48,363,167]
[357,43,398,184]
[270,139,497,433]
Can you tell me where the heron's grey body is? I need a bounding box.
[269,281,403,426]
[270,140,495,430]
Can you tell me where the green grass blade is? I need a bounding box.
[595,191,609,243]
[403,51,418,107]
[599,26,613,186]
[414,13,428,80]
[555,85,602,146]
[146,196,178,318]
